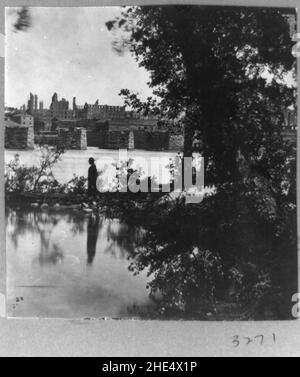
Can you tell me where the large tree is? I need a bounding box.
[107,6,297,319]
[108,6,296,181]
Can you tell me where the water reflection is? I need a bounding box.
[87,215,100,265]
[6,206,143,263]
[36,227,64,266]
[104,221,144,259]
[6,204,152,318]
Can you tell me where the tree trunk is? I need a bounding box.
[183,124,194,157]
[183,107,196,158]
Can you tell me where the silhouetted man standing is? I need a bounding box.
[88,157,98,196]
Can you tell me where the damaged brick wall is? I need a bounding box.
[134,130,169,151]
[107,130,130,149]
[58,128,87,150]
[5,125,34,150]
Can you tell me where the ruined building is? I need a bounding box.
[50,93,73,120]
[5,113,34,150]
[27,93,34,115]
[8,91,297,152]
[73,97,126,120]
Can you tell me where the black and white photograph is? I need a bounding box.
[4,4,298,324]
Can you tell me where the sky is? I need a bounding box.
[5,7,296,109]
[5,7,153,109]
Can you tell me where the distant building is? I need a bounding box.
[27,92,34,114]
[73,97,126,120]
[50,92,71,119]
[26,93,39,114]
[32,109,52,130]
[6,92,182,151]
[5,113,34,150]
[34,95,38,111]
[24,92,161,126]
[51,116,174,151]
[5,106,18,114]
[7,113,34,127]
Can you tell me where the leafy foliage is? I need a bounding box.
[5,146,88,196]
[65,175,88,195]
[107,6,297,319]
[5,146,64,193]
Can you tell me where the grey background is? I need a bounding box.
[0,0,299,357]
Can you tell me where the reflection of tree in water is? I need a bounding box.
[6,206,64,266]
[113,199,228,319]
[37,239,63,266]
[34,214,64,266]
[7,207,59,248]
[67,214,87,236]
[104,220,144,259]
[6,207,29,249]
[6,205,143,268]
[86,216,144,263]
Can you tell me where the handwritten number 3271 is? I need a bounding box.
[232,334,276,348]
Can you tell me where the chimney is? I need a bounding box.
[73,97,77,110]
[34,94,38,111]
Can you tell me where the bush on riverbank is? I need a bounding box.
[5,146,65,194]
[102,172,297,320]
[5,146,91,199]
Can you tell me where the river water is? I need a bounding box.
[6,205,155,319]
[5,147,177,186]
[5,148,175,318]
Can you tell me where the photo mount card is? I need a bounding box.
[1,1,300,332]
